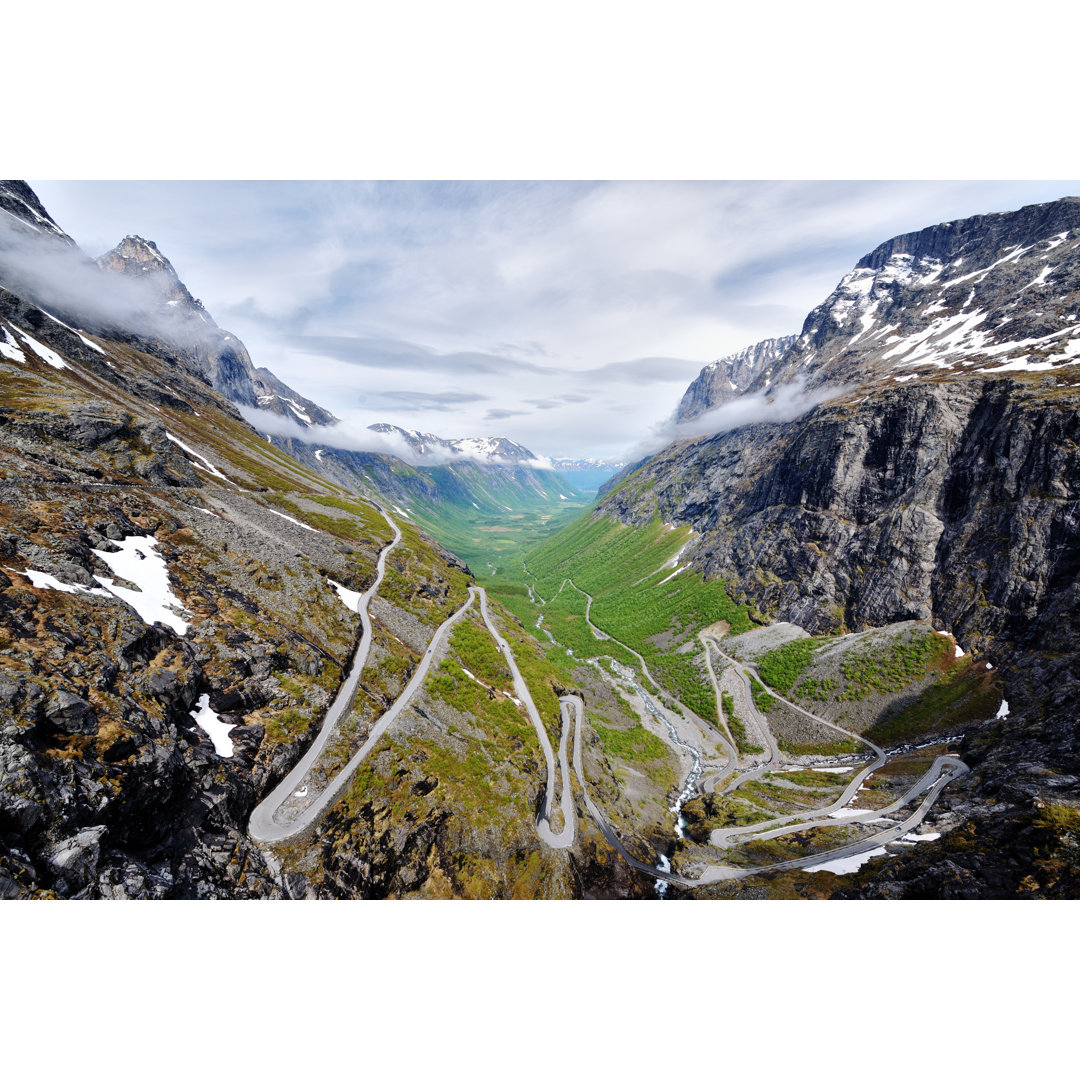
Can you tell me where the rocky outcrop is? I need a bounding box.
[96,235,337,428]
[676,335,796,422]
[605,376,1080,710]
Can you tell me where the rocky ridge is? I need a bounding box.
[756,196,1080,393]
[95,233,337,428]
[676,334,797,422]
[366,422,541,464]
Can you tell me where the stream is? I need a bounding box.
[608,660,704,898]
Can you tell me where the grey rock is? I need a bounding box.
[44,690,98,735]
[676,335,797,422]
[46,826,107,888]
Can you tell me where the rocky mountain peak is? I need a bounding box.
[745,195,1080,395]
[96,234,215,323]
[677,335,797,422]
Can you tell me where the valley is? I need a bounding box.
[2,179,1079,899]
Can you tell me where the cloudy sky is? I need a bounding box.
[30,180,1079,460]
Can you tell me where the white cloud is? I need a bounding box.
[26,180,1080,458]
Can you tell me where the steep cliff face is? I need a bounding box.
[95,235,337,428]
[591,199,1080,896]
[676,334,796,422]
[606,375,1080,694]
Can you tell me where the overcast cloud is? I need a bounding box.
[30,180,1080,459]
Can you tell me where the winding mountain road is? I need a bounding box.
[477,589,574,848]
[250,533,968,891]
[249,510,401,842]
[530,582,966,889]
[250,572,576,849]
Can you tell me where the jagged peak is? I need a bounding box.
[855,195,1080,272]
[98,234,177,274]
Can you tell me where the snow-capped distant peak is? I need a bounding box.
[368,423,539,463]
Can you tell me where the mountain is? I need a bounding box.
[269,424,589,573]
[0,181,335,432]
[548,456,627,492]
[524,195,1080,898]
[754,198,1080,392]
[95,234,337,428]
[676,334,797,422]
[366,423,540,464]
[0,182,658,900]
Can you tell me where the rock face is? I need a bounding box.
[95,235,337,428]
[756,197,1080,393]
[0,181,76,245]
[676,335,796,422]
[599,196,1080,897]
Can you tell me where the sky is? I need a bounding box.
[29,179,1080,460]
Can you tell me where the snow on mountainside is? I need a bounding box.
[0,181,76,245]
[753,196,1080,394]
[677,335,797,422]
[367,422,541,464]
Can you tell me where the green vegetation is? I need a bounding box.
[779,769,850,788]
[592,718,669,763]
[378,522,472,626]
[794,675,839,702]
[865,659,1000,745]
[757,638,828,695]
[748,673,773,714]
[829,630,952,702]
[263,706,309,746]
[444,616,514,692]
[777,735,861,756]
[427,658,530,736]
[384,475,591,575]
[488,514,756,720]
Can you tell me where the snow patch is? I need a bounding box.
[165,433,234,484]
[0,326,26,363]
[266,507,317,532]
[189,693,236,758]
[803,847,889,875]
[8,567,109,597]
[92,535,190,635]
[657,565,688,586]
[44,312,106,354]
[16,329,68,369]
[327,577,362,612]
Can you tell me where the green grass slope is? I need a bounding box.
[485,511,756,719]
